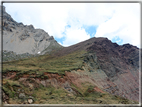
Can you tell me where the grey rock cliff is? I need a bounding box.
[1,6,62,55]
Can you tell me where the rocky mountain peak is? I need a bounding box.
[0,5,6,13]
[1,6,62,55]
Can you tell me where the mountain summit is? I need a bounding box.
[53,37,139,102]
[1,6,62,55]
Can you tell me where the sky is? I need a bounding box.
[3,3,140,48]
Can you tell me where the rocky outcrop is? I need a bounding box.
[1,6,62,55]
[54,37,139,102]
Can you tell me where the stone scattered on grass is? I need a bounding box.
[28,98,33,104]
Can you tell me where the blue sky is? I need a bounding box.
[83,25,98,38]
[3,3,140,48]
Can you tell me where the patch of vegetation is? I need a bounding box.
[3,50,87,76]
[2,78,137,104]
[2,79,20,98]
[83,85,95,97]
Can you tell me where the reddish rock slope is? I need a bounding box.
[54,37,140,102]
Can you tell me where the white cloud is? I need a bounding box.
[95,3,140,47]
[3,3,140,48]
[62,27,90,46]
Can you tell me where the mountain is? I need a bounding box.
[54,37,139,102]
[1,5,140,104]
[1,6,62,56]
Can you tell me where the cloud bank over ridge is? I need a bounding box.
[3,3,140,47]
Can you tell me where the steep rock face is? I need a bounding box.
[87,38,139,78]
[1,6,62,55]
[54,37,139,102]
[86,38,139,102]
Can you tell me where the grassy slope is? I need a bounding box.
[3,50,86,76]
[2,50,138,104]
[3,78,137,104]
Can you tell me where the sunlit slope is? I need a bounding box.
[2,49,139,104]
[3,50,87,75]
[2,50,138,104]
